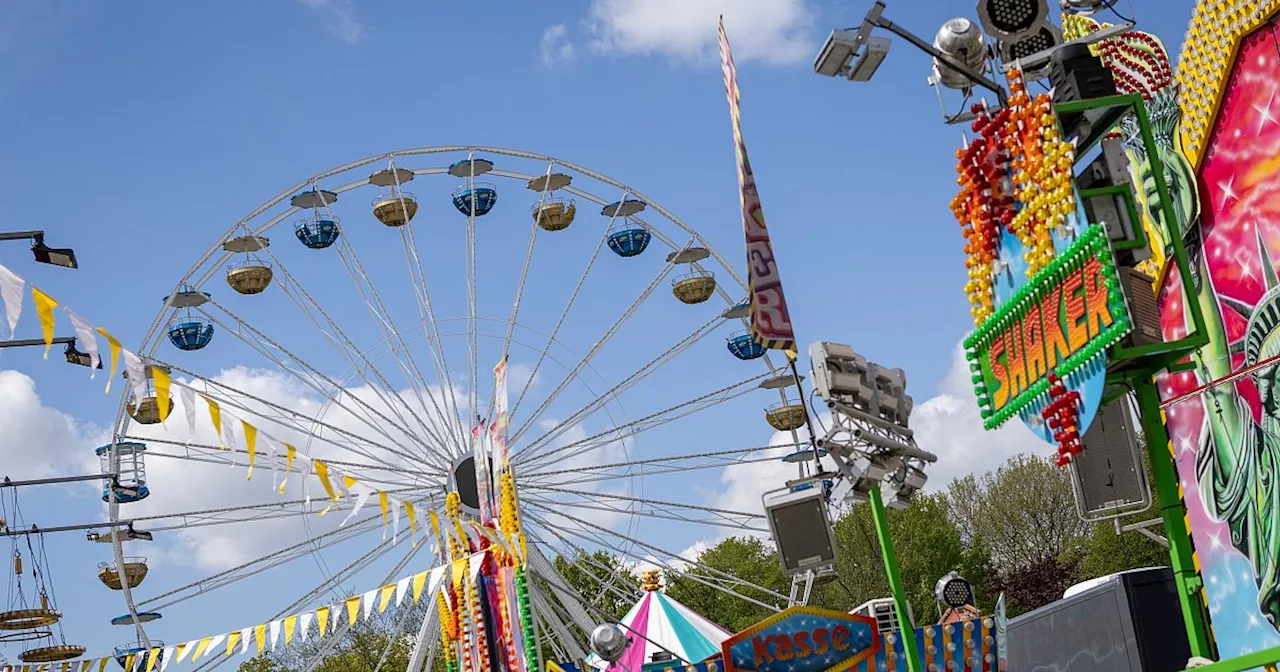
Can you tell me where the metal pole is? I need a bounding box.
[0,231,43,242]
[2,473,115,488]
[867,484,922,672]
[870,12,1009,106]
[0,337,74,349]
[1133,379,1215,659]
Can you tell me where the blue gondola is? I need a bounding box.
[167,315,214,351]
[110,612,163,627]
[607,221,651,258]
[452,183,498,216]
[726,331,765,360]
[114,640,165,671]
[96,442,150,504]
[295,217,341,249]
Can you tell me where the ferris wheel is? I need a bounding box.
[93,146,813,671]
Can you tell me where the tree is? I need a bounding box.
[810,493,992,623]
[665,536,789,633]
[552,550,640,623]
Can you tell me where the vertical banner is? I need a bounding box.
[491,357,511,478]
[718,17,796,353]
[471,417,493,524]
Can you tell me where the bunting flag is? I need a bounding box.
[283,615,297,646]
[241,419,258,479]
[96,328,123,393]
[204,396,223,447]
[316,607,330,639]
[341,482,373,527]
[390,496,402,545]
[0,264,24,338]
[312,460,338,501]
[298,613,313,643]
[179,385,197,435]
[121,350,148,408]
[30,287,58,358]
[404,500,418,547]
[63,307,101,375]
[718,17,796,352]
[152,366,172,426]
[280,444,296,495]
[379,491,390,541]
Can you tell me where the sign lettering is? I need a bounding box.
[723,607,877,672]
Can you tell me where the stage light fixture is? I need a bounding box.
[935,571,975,609]
[932,18,988,90]
[590,624,629,664]
[976,0,1048,40]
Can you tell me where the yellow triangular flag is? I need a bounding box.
[144,649,159,672]
[404,501,417,547]
[96,328,122,393]
[204,396,223,447]
[80,661,91,672]
[379,491,389,530]
[122,656,135,672]
[342,475,358,491]
[225,631,241,657]
[151,366,171,425]
[254,624,267,654]
[345,596,360,626]
[316,607,329,638]
[412,570,429,602]
[241,420,258,479]
[379,584,396,613]
[98,657,109,672]
[279,444,296,495]
[191,638,212,662]
[30,287,57,359]
[284,615,297,645]
[313,460,338,501]
[429,510,444,554]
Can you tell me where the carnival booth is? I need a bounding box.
[585,571,730,672]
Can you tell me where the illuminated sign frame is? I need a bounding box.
[963,225,1133,429]
[721,606,879,672]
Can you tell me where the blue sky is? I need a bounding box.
[0,0,1200,663]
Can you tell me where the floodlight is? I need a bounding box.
[882,464,927,510]
[63,339,102,369]
[30,235,78,269]
[833,454,892,505]
[815,29,861,77]
[590,624,629,664]
[935,571,975,608]
[762,483,837,575]
[975,0,1049,41]
[932,18,988,90]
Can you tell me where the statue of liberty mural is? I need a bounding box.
[1066,15,1280,628]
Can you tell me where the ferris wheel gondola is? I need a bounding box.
[90,146,809,671]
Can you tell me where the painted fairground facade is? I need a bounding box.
[1090,0,1280,658]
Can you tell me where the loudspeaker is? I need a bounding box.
[765,488,837,576]
[1070,395,1151,521]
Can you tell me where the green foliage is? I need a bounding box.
[553,550,640,623]
[665,536,789,633]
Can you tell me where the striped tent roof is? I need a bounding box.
[588,590,730,672]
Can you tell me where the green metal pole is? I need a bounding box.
[1133,378,1215,659]
[868,484,923,672]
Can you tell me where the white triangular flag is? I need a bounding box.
[62,308,101,376]
[159,647,174,672]
[179,385,197,436]
[299,612,313,643]
[220,414,238,456]
[206,635,225,659]
[0,264,24,339]
[121,350,148,406]
[340,483,373,527]
[263,434,280,492]
[239,627,252,655]
[268,620,281,650]
[362,589,377,620]
[390,496,402,545]
[174,642,195,665]
[395,576,411,607]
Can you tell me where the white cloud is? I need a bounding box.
[539,24,576,66]
[297,0,366,45]
[0,370,104,478]
[582,0,816,65]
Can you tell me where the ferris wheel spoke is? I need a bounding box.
[518,313,722,457]
[160,360,421,472]
[510,238,697,448]
[527,508,787,607]
[526,496,760,535]
[517,372,768,471]
[137,507,392,612]
[527,527,641,607]
[395,223,470,456]
[121,435,436,488]
[525,487,764,527]
[196,298,445,466]
[254,242,458,467]
[323,199,470,456]
[508,186,634,422]
[523,443,799,487]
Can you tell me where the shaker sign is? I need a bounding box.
[721,607,879,672]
